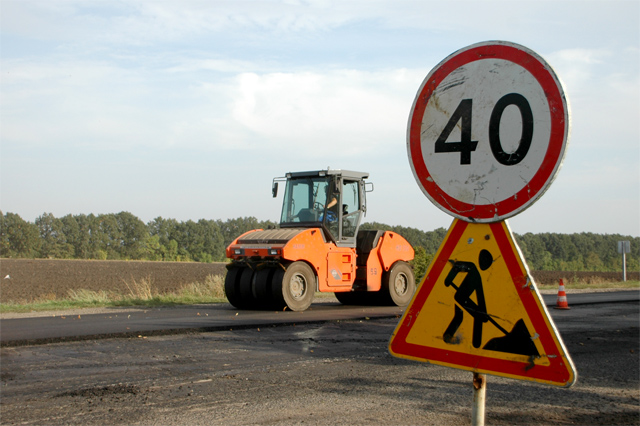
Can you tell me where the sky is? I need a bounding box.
[1,0,639,237]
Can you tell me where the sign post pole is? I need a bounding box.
[618,241,630,281]
[472,373,486,426]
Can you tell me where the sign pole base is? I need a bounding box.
[472,373,486,426]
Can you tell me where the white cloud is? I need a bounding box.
[546,48,611,94]
[4,0,639,51]
[1,0,360,46]
[164,58,255,74]
[222,69,423,155]
[2,56,426,155]
[537,47,639,158]
[2,58,154,149]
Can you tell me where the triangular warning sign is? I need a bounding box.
[389,218,576,387]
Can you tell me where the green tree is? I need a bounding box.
[0,211,8,255]
[83,214,107,259]
[147,216,180,261]
[516,233,554,270]
[584,251,604,271]
[198,219,225,262]
[0,212,41,257]
[411,246,433,283]
[114,211,149,260]
[60,214,92,259]
[94,214,122,259]
[35,213,73,259]
[170,220,199,261]
[148,217,179,247]
[144,235,163,261]
[162,239,179,261]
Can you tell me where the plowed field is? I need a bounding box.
[0,259,227,303]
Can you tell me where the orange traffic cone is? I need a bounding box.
[554,279,570,310]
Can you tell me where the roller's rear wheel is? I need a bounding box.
[238,267,257,309]
[382,261,415,306]
[224,267,244,309]
[272,262,315,312]
[253,268,278,309]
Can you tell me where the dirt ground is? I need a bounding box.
[1,302,638,425]
[0,259,227,303]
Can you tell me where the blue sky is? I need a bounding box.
[1,0,638,236]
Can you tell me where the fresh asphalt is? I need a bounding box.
[1,290,638,346]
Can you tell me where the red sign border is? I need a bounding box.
[408,41,569,222]
[389,219,576,386]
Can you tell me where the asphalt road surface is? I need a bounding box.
[1,292,638,425]
[1,291,637,346]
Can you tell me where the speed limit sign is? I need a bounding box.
[408,41,570,222]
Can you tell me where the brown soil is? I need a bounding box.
[0,259,227,303]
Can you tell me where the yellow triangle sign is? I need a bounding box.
[389,218,576,387]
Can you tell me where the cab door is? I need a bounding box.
[335,179,364,248]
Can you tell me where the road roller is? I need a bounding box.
[225,169,415,311]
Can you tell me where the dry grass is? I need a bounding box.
[67,289,113,304]
[1,275,636,314]
[536,279,639,290]
[177,274,226,299]
[123,276,155,300]
[0,274,227,313]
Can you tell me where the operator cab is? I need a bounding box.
[273,169,370,248]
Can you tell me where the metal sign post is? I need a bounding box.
[618,241,631,281]
[393,40,576,425]
[472,373,487,426]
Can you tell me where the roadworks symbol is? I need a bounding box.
[389,218,576,387]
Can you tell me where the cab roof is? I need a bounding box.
[286,169,369,180]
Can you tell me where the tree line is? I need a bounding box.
[0,211,276,263]
[359,222,638,273]
[1,211,637,273]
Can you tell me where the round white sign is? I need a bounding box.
[407,41,570,222]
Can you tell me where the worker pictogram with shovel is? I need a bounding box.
[443,249,539,357]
